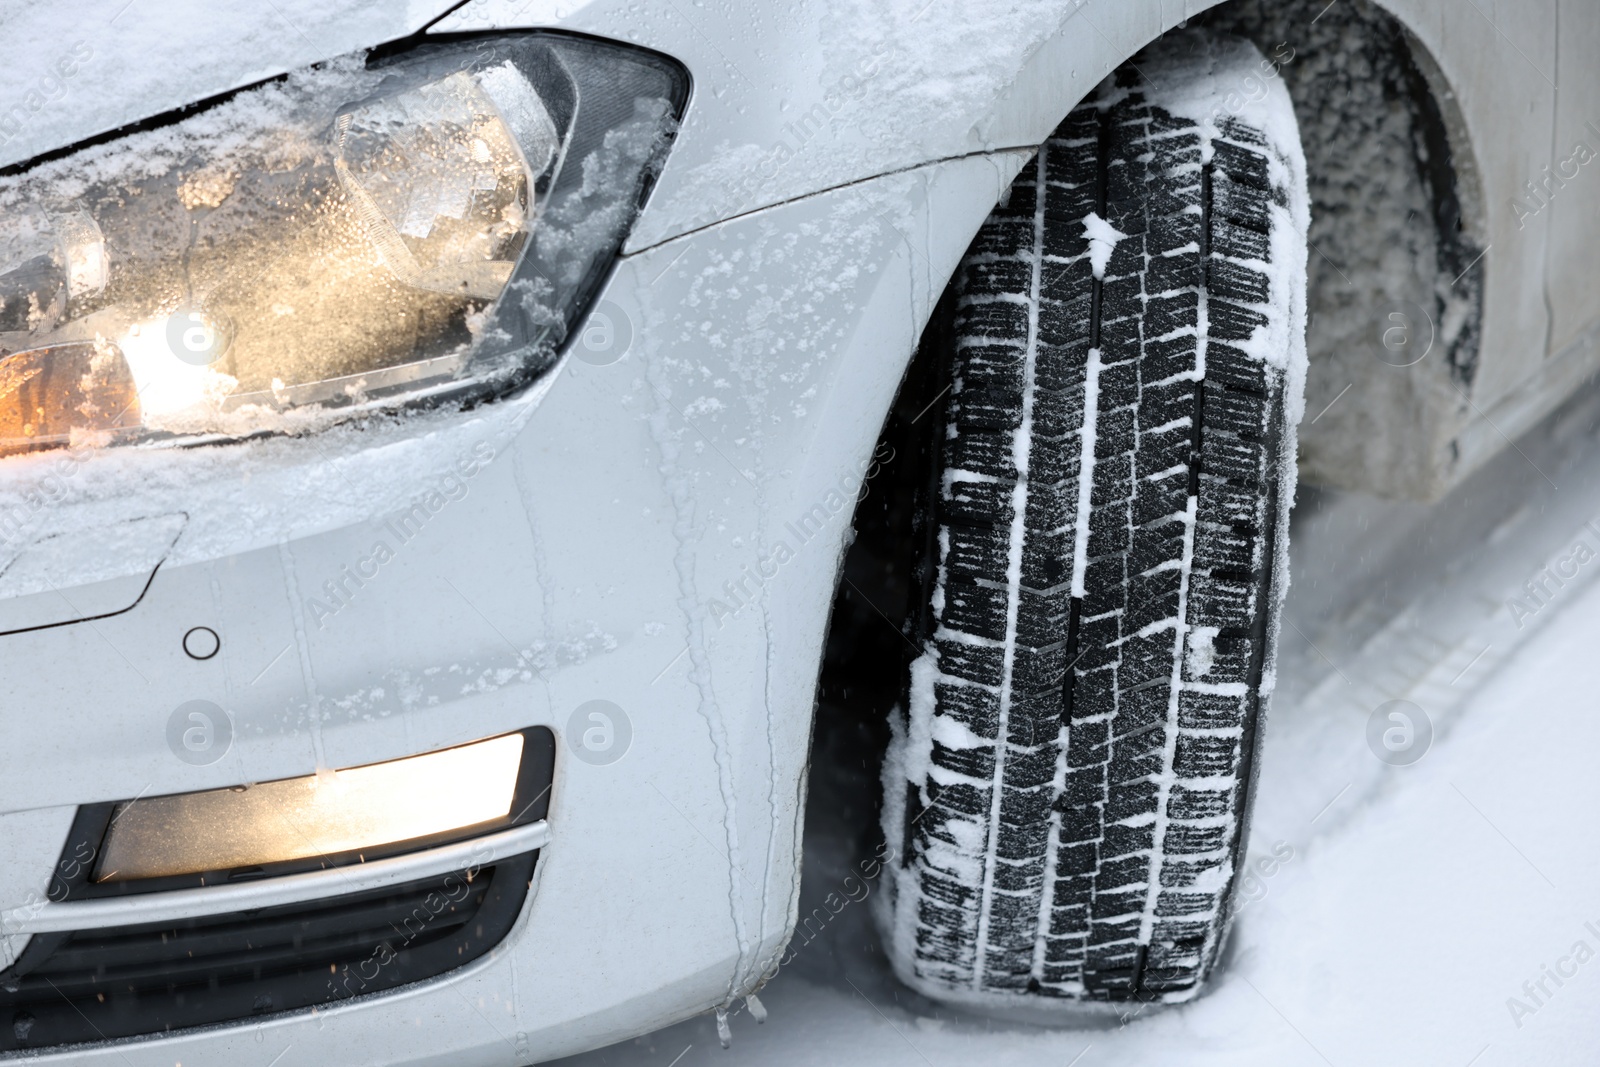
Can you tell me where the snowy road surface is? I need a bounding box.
[557,383,1600,1067]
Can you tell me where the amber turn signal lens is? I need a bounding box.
[0,342,140,457]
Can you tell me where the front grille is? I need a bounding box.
[0,852,535,1052]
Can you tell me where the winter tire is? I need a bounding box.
[880,30,1309,1006]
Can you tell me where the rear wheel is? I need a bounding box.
[879,29,1308,1005]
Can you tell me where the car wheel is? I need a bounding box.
[879,28,1309,1005]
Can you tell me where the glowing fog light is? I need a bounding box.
[95,732,526,883]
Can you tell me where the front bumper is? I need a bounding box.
[0,150,1025,1064]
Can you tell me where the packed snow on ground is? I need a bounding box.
[555,381,1600,1065]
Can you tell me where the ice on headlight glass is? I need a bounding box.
[334,69,540,301]
[0,36,679,456]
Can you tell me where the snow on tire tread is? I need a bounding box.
[882,29,1308,1006]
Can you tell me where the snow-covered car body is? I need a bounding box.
[0,0,1592,1062]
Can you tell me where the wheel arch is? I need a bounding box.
[944,0,1491,501]
[1192,0,1491,501]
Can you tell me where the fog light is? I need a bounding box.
[96,732,528,883]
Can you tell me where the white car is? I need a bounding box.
[0,0,1592,1062]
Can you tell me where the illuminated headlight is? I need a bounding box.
[0,35,684,456]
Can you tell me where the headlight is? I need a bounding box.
[0,34,684,457]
